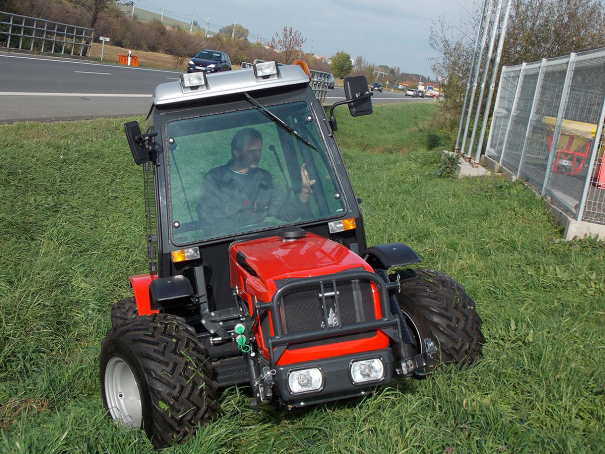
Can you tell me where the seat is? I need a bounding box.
[542,116,596,176]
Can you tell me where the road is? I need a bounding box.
[0,52,435,123]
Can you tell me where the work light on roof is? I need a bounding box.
[254,61,278,78]
[181,72,207,89]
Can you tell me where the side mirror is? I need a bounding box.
[124,121,151,165]
[344,76,373,117]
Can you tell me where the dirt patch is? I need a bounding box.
[90,43,242,72]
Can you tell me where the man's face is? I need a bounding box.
[234,136,262,171]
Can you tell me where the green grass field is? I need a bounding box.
[0,104,603,453]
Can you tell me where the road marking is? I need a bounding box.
[74,70,113,75]
[0,52,182,74]
[0,92,151,97]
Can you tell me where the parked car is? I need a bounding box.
[187,49,232,73]
[327,73,335,89]
[405,88,415,96]
[371,82,383,92]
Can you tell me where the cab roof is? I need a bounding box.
[153,64,311,107]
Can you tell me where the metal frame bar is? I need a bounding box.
[468,0,504,160]
[517,59,547,177]
[0,12,93,57]
[542,53,577,196]
[499,63,526,165]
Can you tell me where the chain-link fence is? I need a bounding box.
[0,11,93,57]
[487,48,605,226]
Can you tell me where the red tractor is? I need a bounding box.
[99,61,484,449]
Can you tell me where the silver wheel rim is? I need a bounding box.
[104,356,143,428]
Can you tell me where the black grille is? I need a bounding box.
[279,278,376,335]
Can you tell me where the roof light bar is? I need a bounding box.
[254,61,278,78]
[181,72,207,89]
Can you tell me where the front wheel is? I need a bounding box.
[391,269,484,372]
[99,313,218,449]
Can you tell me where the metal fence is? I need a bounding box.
[0,11,93,57]
[486,48,605,226]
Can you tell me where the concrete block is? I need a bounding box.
[456,159,490,177]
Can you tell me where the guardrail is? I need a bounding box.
[0,11,93,57]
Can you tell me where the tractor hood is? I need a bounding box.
[229,232,373,301]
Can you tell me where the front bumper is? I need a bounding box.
[273,348,396,407]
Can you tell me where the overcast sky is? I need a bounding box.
[132,0,475,78]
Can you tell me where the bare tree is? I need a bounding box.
[429,0,605,105]
[269,27,306,64]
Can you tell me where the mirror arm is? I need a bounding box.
[328,91,373,131]
[136,132,158,162]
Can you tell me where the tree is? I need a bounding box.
[68,0,125,28]
[269,27,306,64]
[331,51,352,79]
[429,0,605,108]
[219,23,249,40]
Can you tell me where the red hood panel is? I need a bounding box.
[231,233,371,284]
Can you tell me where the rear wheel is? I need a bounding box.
[99,313,218,449]
[391,269,484,371]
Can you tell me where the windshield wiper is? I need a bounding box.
[244,93,318,152]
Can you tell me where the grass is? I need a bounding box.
[0,104,604,453]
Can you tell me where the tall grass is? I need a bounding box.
[0,106,603,453]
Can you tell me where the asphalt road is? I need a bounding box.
[0,51,435,123]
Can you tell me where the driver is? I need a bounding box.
[196,127,315,234]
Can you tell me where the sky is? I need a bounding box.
[131,0,475,79]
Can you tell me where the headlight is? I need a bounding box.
[287,368,323,394]
[207,64,216,68]
[188,60,194,65]
[350,358,385,384]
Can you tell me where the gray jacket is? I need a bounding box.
[197,162,307,234]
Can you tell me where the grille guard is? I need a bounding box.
[256,270,405,365]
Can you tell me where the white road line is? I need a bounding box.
[74,70,113,75]
[0,92,151,97]
[0,52,182,74]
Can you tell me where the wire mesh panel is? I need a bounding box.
[487,65,521,161]
[499,62,542,175]
[518,59,568,190]
[489,48,605,227]
[543,52,605,220]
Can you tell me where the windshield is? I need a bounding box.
[195,50,221,61]
[165,101,346,245]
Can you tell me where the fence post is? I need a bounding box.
[468,0,503,163]
[542,53,577,196]
[461,0,495,159]
[517,59,547,177]
[475,0,513,164]
[455,0,490,152]
[499,63,526,165]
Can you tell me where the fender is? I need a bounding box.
[129,273,159,316]
[363,243,422,270]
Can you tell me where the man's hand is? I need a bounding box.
[299,163,316,202]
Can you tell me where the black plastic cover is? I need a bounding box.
[363,243,422,270]
[344,76,373,117]
[149,275,194,310]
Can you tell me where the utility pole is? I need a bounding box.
[190,13,195,33]
[206,18,209,37]
[160,7,164,23]
[231,22,235,39]
[131,0,135,18]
